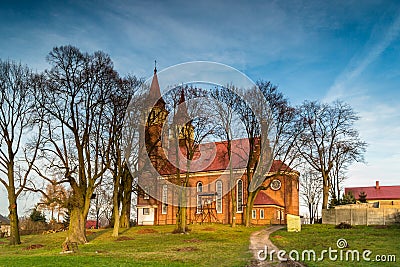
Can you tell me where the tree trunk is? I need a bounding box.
[175,151,190,234]
[112,212,120,237]
[308,203,313,224]
[176,187,187,233]
[120,169,133,228]
[322,174,330,209]
[176,206,187,233]
[8,189,20,245]
[119,198,131,228]
[65,188,91,245]
[66,206,87,244]
[112,173,120,237]
[230,187,236,227]
[244,190,257,227]
[227,139,236,227]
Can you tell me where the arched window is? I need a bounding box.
[162,185,168,214]
[216,180,222,213]
[237,179,243,213]
[197,182,203,193]
[196,182,203,213]
[252,209,257,219]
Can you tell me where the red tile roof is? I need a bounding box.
[253,191,283,206]
[86,220,99,229]
[161,137,294,175]
[345,185,400,200]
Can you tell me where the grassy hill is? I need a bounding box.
[0,224,262,267]
[271,224,400,267]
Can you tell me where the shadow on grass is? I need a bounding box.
[86,229,110,242]
[86,227,136,242]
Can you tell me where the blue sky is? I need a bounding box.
[1,0,400,215]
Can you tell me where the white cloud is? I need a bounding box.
[325,10,400,102]
[345,100,400,187]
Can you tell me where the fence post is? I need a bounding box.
[350,208,353,225]
[335,209,338,225]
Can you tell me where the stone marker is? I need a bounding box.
[287,214,301,232]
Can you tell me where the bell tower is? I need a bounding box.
[145,64,169,170]
[173,89,194,148]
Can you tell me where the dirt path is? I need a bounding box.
[248,226,306,267]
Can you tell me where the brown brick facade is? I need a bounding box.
[136,69,299,226]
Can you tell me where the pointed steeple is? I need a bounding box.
[174,88,190,125]
[148,60,165,107]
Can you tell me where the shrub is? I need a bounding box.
[29,208,46,223]
[358,191,367,203]
[335,222,352,229]
[19,217,49,235]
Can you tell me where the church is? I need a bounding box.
[136,67,300,226]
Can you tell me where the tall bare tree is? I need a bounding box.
[300,167,322,224]
[236,81,302,226]
[0,60,42,245]
[297,101,367,209]
[210,85,244,227]
[36,179,68,222]
[109,75,141,237]
[164,86,214,233]
[37,46,118,244]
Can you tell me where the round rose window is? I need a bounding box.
[270,179,281,190]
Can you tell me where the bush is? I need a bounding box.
[335,222,352,229]
[19,217,49,235]
[29,208,46,223]
[329,192,356,209]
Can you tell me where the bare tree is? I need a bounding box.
[235,81,302,226]
[300,167,322,224]
[297,101,367,209]
[0,60,42,245]
[36,46,118,244]
[164,86,214,233]
[36,179,68,222]
[88,183,113,228]
[209,85,245,227]
[329,150,348,203]
[109,75,141,236]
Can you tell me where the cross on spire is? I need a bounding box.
[154,60,157,74]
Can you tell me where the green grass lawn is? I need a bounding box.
[270,224,400,267]
[0,224,263,267]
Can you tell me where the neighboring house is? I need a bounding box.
[345,181,400,208]
[136,67,300,226]
[86,220,100,229]
[0,214,10,237]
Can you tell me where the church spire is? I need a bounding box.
[174,88,190,125]
[148,60,165,107]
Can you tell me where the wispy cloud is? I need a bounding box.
[325,9,400,102]
[323,7,400,187]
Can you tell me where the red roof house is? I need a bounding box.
[345,181,400,207]
[86,220,100,229]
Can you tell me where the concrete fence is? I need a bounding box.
[322,207,400,225]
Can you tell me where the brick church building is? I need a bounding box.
[136,67,299,226]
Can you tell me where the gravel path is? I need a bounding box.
[248,226,307,267]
